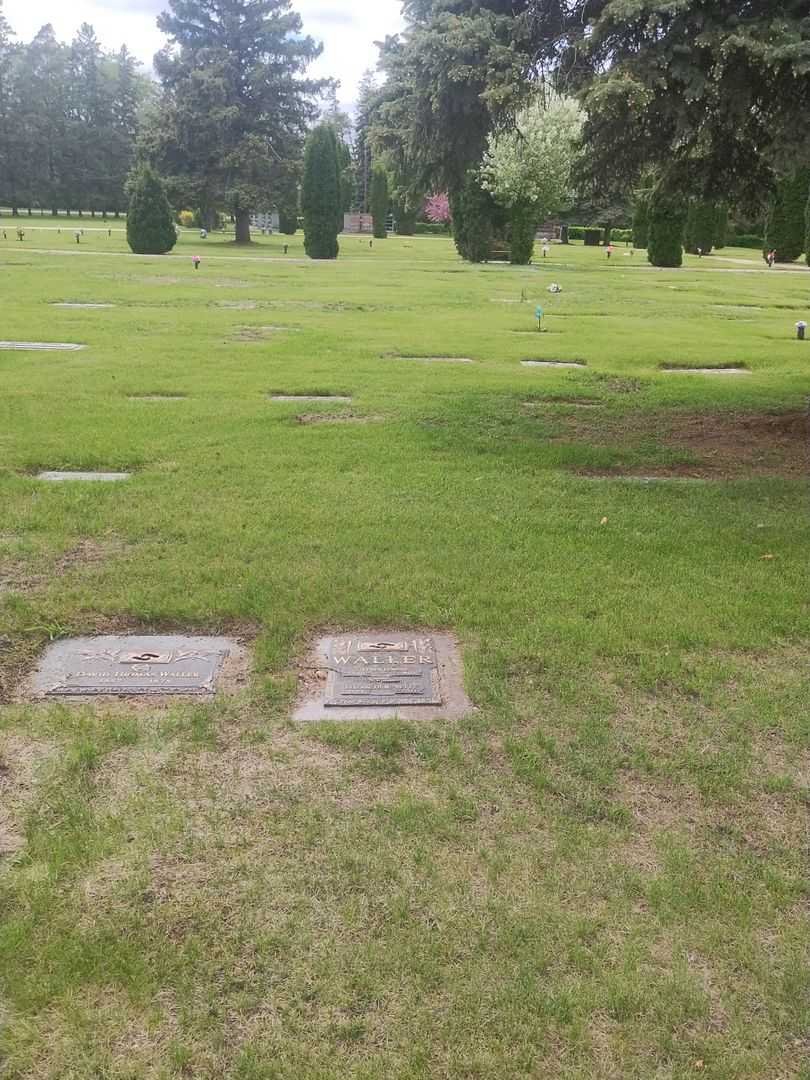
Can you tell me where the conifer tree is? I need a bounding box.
[714,203,728,250]
[647,190,686,268]
[126,164,177,254]
[301,123,341,259]
[632,196,649,248]
[370,165,389,239]
[684,200,716,254]
[765,171,809,263]
[149,0,324,244]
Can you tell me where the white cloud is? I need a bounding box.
[2,0,403,101]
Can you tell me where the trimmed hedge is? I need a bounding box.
[730,233,765,249]
[415,222,449,235]
[647,191,686,267]
[554,225,632,244]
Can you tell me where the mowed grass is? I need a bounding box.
[1,227,809,1080]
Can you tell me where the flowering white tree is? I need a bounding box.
[480,97,582,262]
[481,96,582,210]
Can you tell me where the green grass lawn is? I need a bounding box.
[1,229,809,1080]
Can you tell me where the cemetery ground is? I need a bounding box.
[0,225,809,1080]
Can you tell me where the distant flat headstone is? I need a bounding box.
[37,471,130,482]
[294,632,472,722]
[33,635,236,697]
[0,341,86,351]
[662,366,749,375]
[128,395,186,402]
[391,356,474,364]
[270,395,352,402]
[52,303,115,309]
[521,360,586,368]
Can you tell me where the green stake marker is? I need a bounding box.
[535,305,544,332]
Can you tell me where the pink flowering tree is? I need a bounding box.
[424,192,451,225]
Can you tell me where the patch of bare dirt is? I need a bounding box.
[232,325,300,341]
[296,412,384,426]
[571,409,809,478]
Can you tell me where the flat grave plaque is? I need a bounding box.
[661,366,749,375]
[33,635,234,697]
[393,356,474,364]
[270,395,352,402]
[37,471,130,482]
[521,360,586,369]
[325,636,442,708]
[0,341,86,351]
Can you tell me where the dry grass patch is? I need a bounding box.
[0,733,56,857]
[569,409,809,477]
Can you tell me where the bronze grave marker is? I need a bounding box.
[32,635,235,697]
[325,636,442,708]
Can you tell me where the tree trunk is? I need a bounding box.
[234,209,251,244]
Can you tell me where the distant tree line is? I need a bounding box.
[0,16,151,216]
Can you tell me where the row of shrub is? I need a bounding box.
[415,222,451,235]
[565,226,632,244]
[730,233,765,249]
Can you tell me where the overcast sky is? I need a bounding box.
[2,0,404,103]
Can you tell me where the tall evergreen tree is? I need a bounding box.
[21,26,69,215]
[149,0,325,243]
[126,164,177,254]
[450,170,506,264]
[107,46,143,215]
[647,190,686,268]
[765,171,809,263]
[684,201,717,255]
[301,123,341,259]
[374,2,810,209]
[0,14,24,215]
[65,24,107,214]
[632,195,650,249]
[370,165,389,239]
[352,70,378,213]
[714,203,729,250]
